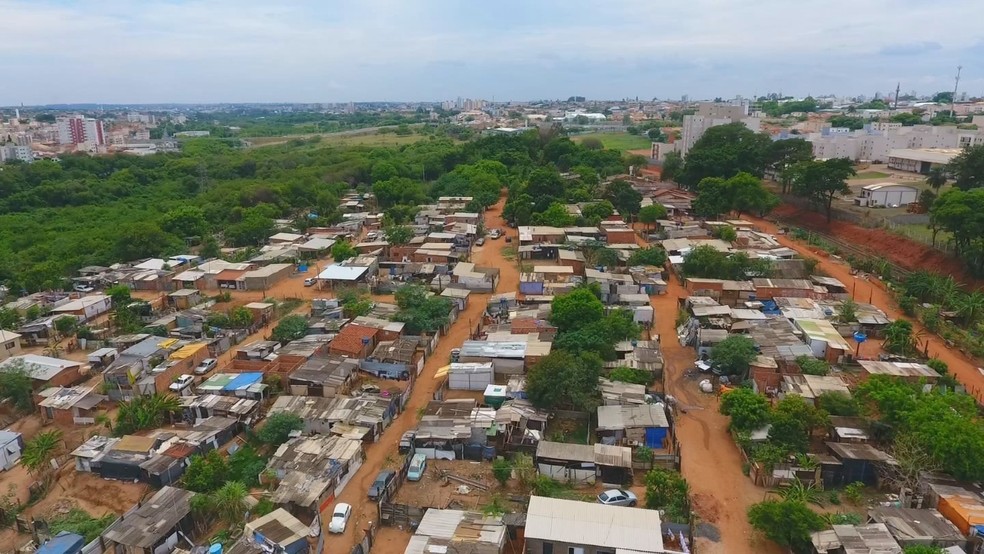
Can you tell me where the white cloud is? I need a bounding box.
[1,0,982,103]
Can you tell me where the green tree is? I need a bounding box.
[679,123,773,190]
[790,158,857,222]
[105,284,133,307]
[182,450,230,493]
[604,179,643,221]
[817,391,861,416]
[769,395,829,453]
[549,287,605,332]
[21,430,63,479]
[257,412,304,445]
[883,320,916,355]
[580,201,615,223]
[0,308,21,330]
[747,499,825,553]
[720,388,771,432]
[627,246,667,267]
[115,394,182,436]
[199,234,222,259]
[394,284,453,334]
[710,335,758,377]
[384,225,414,246]
[229,306,255,329]
[526,350,603,411]
[532,202,576,227]
[608,367,652,386]
[947,145,984,191]
[331,240,357,262]
[54,315,78,338]
[643,469,690,522]
[492,458,512,485]
[115,222,180,262]
[271,314,308,343]
[903,546,944,554]
[224,210,275,247]
[768,138,815,194]
[161,205,208,239]
[796,356,830,376]
[0,360,35,412]
[213,481,250,525]
[661,151,683,182]
[638,204,668,230]
[926,166,948,191]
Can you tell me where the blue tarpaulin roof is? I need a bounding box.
[225,372,263,391]
[37,531,85,554]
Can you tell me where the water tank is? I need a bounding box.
[209,544,223,554]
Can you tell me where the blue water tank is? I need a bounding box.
[209,544,223,554]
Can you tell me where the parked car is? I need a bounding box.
[304,277,316,287]
[194,358,217,375]
[489,229,502,239]
[450,348,461,363]
[597,489,637,507]
[368,470,396,501]
[328,503,352,533]
[73,284,95,293]
[476,237,485,246]
[169,374,195,393]
[366,232,378,240]
[407,452,428,481]
[399,431,416,455]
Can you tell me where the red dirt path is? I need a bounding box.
[770,203,975,284]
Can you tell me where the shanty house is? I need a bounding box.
[99,487,195,554]
[811,523,902,554]
[288,355,357,397]
[0,354,84,390]
[866,507,966,551]
[0,330,22,360]
[596,404,670,449]
[525,496,665,554]
[405,509,506,554]
[535,441,633,486]
[37,386,105,425]
[0,430,23,471]
[233,508,315,554]
[265,435,364,518]
[825,442,896,487]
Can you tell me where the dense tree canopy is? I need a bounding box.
[678,123,773,189]
[946,145,984,191]
[789,158,856,222]
[526,350,604,411]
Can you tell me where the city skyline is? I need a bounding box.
[2,0,983,105]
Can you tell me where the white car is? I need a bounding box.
[328,503,352,533]
[597,489,638,507]
[168,374,195,392]
[304,277,317,287]
[73,284,95,293]
[194,358,217,375]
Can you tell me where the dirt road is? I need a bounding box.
[747,216,984,403]
[322,195,516,554]
[629,228,780,554]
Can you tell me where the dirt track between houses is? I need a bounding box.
[323,194,519,554]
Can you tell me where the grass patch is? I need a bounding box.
[574,132,652,151]
[501,246,517,261]
[889,223,951,246]
[546,417,590,444]
[252,132,428,149]
[853,171,891,180]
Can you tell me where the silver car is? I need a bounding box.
[597,489,638,507]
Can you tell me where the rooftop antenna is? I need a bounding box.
[950,65,962,117]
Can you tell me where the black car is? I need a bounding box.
[368,469,396,501]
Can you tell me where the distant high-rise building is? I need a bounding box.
[679,102,758,157]
[56,115,105,146]
[0,143,33,163]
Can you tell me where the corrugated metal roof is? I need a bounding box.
[525,496,663,552]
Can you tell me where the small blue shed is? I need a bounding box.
[37,532,85,554]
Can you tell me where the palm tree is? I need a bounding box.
[775,478,823,506]
[933,275,963,309]
[956,291,984,326]
[903,270,936,303]
[21,430,63,480]
[213,481,250,525]
[926,166,948,191]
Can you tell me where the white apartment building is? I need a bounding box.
[679,102,760,157]
[56,115,106,147]
[0,143,33,163]
[807,124,984,162]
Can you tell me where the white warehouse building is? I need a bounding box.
[854,183,919,208]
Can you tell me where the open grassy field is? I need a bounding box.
[250,131,428,149]
[854,171,891,180]
[573,132,652,151]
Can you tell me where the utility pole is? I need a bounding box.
[950,65,962,118]
[894,82,901,110]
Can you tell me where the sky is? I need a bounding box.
[3,0,984,105]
